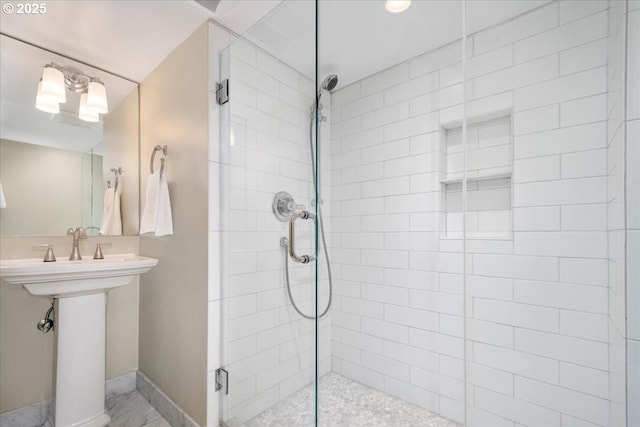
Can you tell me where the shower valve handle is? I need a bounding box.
[288,210,316,264]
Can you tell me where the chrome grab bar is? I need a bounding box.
[288,210,316,264]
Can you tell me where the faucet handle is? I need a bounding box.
[32,244,57,262]
[67,227,75,236]
[44,244,56,262]
[93,242,112,260]
[94,244,104,260]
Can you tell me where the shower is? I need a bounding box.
[274,74,338,320]
[318,74,338,97]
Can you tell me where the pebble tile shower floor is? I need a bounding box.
[228,373,460,427]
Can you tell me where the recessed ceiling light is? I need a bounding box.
[386,0,411,14]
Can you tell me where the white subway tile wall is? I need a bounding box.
[219,40,333,423]
[330,2,610,425]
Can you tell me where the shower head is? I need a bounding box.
[318,74,338,98]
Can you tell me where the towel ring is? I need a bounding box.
[150,145,168,176]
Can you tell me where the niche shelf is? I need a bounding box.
[439,170,512,185]
[439,115,513,240]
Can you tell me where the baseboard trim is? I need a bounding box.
[136,371,200,427]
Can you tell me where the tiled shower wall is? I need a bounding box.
[329,1,612,425]
[218,39,333,423]
[607,0,627,424]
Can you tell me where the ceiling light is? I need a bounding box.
[35,80,61,114]
[385,0,411,14]
[35,62,107,122]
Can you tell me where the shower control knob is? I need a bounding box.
[272,191,305,222]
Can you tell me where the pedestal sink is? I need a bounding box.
[0,254,158,427]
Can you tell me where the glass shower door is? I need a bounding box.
[218,2,322,425]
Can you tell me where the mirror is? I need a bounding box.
[0,34,139,236]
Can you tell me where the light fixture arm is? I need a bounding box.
[46,62,97,93]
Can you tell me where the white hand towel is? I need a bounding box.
[0,182,6,208]
[100,187,115,234]
[99,184,123,235]
[140,172,159,234]
[110,181,123,235]
[140,171,173,236]
[155,172,173,236]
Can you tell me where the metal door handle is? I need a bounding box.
[288,210,316,264]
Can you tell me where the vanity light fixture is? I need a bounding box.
[385,0,411,13]
[35,62,109,122]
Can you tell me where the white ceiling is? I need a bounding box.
[0,0,284,83]
[0,0,212,82]
[244,0,551,88]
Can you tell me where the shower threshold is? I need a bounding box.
[226,372,460,427]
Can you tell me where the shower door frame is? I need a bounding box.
[217,2,322,424]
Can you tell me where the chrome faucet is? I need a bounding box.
[66,227,87,260]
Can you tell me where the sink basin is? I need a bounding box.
[0,253,157,427]
[0,253,157,297]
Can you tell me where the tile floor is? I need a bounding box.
[106,390,170,427]
[83,373,458,427]
[227,373,460,427]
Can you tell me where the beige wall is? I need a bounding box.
[0,139,83,236]
[0,235,140,413]
[138,22,209,426]
[103,87,140,235]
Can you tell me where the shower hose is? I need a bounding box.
[281,109,333,320]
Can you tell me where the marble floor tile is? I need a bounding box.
[226,372,460,427]
[106,390,171,427]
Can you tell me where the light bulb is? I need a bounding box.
[35,80,60,113]
[79,92,99,122]
[86,80,108,114]
[40,65,66,104]
[386,0,411,14]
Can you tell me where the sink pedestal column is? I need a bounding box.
[53,292,110,427]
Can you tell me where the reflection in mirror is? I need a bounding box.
[81,142,104,237]
[0,34,139,236]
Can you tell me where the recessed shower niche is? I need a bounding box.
[440,114,513,239]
